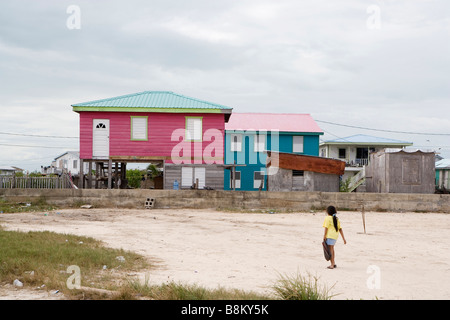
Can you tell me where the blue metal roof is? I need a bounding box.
[321,134,413,145]
[71,91,233,110]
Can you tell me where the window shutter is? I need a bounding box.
[254,134,265,152]
[131,117,147,140]
[230,171,241,189]
[181,167,193,187]
[186,118,202,141]
[231,134,242,152]
[194,167,206,189]
[253,171,265,189]
[293,136,304,153]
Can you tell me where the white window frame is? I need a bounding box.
[293,136,304,153]
[230,134,242,152]
[254,134,266,152]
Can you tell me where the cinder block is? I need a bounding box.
[145,197,155,209]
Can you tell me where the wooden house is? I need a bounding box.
[72,91,232,189]
[224,113,324,191]
[365,148,435,193]
[266,151,345,192]
[435,158,450,191]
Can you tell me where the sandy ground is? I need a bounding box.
[1,208,450,300]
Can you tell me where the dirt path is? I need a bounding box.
[1,208,450,300]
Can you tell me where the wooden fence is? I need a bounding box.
[0,175,75,189]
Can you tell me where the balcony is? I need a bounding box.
[345,158,369,167]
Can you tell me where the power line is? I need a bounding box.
[316,120,450,136]
[0,143,74,149]
[0,131,78,139]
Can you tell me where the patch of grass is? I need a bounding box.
[271,271,337,300]
[0,197,56,213]
[216,207,297,214]
[124,277,271,300]
[0,228,148,298]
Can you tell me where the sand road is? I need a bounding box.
[1,208,449,300]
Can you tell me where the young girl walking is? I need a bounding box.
[323,206,347,269]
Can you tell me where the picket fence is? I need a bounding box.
[0,175,75,189]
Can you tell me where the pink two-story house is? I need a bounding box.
[72,91,232,189]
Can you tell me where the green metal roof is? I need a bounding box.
[71,91,233,111]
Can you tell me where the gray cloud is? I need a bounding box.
[1,0,449,170]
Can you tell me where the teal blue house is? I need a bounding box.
[224,113,324,191]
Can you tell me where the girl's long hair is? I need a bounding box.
[327,206,339,232]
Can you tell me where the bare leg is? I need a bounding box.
[328,245,335,269]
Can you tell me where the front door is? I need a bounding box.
[93,119,110,159]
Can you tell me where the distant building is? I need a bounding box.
[0,166,23,176]
[42,151,88,176]
[319,134,413,166]
[435,158,450,190]
[224,113,324,191]
[266,152,345,192]
[365,148,435,194]
[320,134,414,191]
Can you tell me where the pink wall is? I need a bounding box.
[79,112,225,164]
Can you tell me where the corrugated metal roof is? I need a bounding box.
[436,159,450,169]
[71,91,232,110]
[321,134,413,145]
[225,113,323,133]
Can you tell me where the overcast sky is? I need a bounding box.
[1,0,449,172]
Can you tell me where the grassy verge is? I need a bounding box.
[0,228,336,300]
[0,227,149,299]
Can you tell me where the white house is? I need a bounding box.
[319,134,414,191]
[320,134,413,166]
[0,166,23,176]
[46,151,89,176]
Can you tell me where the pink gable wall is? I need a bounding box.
[79,112,225,164]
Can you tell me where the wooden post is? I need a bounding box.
[114,162,119,189]
[87,161,92,189]
[95,162,100,189]
[362,204,366,234]
[78,159,84,189]
[107,159,112,189]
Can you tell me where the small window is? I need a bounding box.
[293,170,304,176]
[186,117,202,142]
[230,171,241,189]
[231,134,242,152]
[254,134,266,152]
[96,123,106,129]
[293,136,304,153]
[73,160,78,169]
[338,148,346,159]
[254,171,265,189]
[131,116,148,140]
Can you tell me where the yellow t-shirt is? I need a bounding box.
[323,216,341,240]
